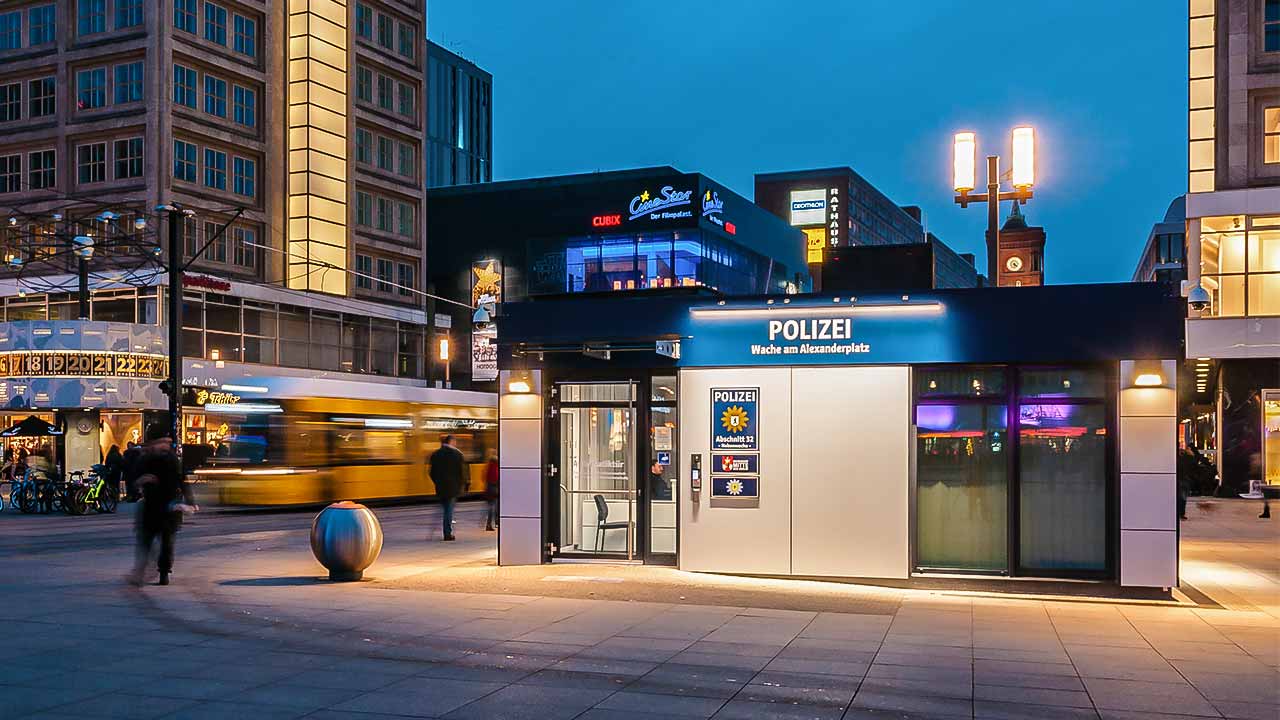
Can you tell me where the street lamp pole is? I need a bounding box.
[77,256,89,320]
[160,205,185,447]
[952,127,1036,284]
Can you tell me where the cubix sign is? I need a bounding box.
[711,387,758,451]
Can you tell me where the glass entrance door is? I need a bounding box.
[556,383,638,558]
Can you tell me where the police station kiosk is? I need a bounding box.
[495,283,1184,590]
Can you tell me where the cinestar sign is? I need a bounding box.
[629,186,693,220]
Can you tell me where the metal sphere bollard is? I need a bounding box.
[310,501,384,581]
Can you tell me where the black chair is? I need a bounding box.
[594,494,630,552]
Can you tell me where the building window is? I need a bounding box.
[76,68,106,109]
[376,13,392,49]
[233,85,255,126]
[203,148,226,190]
[376,258,393,292]
[113,137,143,179]
[355,3,372,39]
[1268,0,1280,52]
[1200,215,1280,316]
[233,156,255,197]
[174,0,197,34]
[173,64,197,108]
[0,155,19,193]
[1267,108,1280,164]
[396,202,412,237]
[28,76,53,117]
[76,143,106,184]
[397,262,414,296]
[377,74,393,111]
[355,191,372,226]
[397,22,414,59]
[76,0,104,36]
[115,0,142,29]
[204,75,227,117]
[376,197,391,232]
[356,66,372,102]
[233,226,256,268]
[28,149,54,189]
[233,14,255,57]
[203,221,226,262]
[29,5,55,46]
[0,11,20,50]
[355,254,372,289]
[376,136,392,171]
[0,83,18,123]
[204,2,227,45]
[113,61,143,104]
[174,140,197,182]
[397,82,415,117]
[355,128,371,164]
[396,142,413,178]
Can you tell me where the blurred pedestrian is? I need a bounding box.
[128,424,196,586]
[429,434,465,541]
[122,440,142,502]
[103,444,124,498]
[483,448,499,532]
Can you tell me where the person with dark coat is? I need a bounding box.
[121,441,142,502]
[483,448,499,532]
[103,445,124,495]
[128,424,196,586]
[429,435,466,541]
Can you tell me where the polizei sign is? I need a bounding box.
[753,318,870,357]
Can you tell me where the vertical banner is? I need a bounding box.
[711,387,759,451]
[470,260,502,382]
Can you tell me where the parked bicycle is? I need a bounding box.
[64,466,118,516]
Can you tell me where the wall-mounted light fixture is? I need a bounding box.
[1130,360,1167,388]
[507,370,533,395]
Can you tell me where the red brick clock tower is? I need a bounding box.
[993,203,1045,287]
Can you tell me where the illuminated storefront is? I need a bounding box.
[495,283,1185,591]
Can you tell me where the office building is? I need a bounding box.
[1183,0,1280,492]
[1132,196,1187,286]
[425,40,491,188]
[820,234,979,292]
[0,0,472,472]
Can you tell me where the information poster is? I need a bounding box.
[711,387,758,451]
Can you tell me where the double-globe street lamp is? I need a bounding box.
[952,126,1037,281]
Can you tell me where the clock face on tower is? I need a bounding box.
[1006,255,1024,272]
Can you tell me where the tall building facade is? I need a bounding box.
[425,40,491,188]
[1183,0,1280,492]
[0,0,440,378]
[1132,196,1187,285]
[994,204,1046,287]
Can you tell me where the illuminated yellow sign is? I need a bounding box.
[0,351,169,379]
[804,228,825,264]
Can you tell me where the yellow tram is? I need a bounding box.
[188,383,496,507]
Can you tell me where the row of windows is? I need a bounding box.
[0,138,144,192]
[173,63,257,128]
[355,65,417,119]
[0,77,54,123]
[75,61,144,111]
[354,191,415,238]
[354,253,415,296]
[354,2,416,61]
[0,4,55,50]
[173,139,256,198]
[174,0,256,58]
[182,218,258,270]
[355,128,416,180]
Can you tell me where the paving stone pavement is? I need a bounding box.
[0,498,1275,720]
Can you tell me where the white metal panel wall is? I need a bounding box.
[1118,360,1178,588]
[678,367,793,575]
[498,370,543,566]
[791,367,911,579]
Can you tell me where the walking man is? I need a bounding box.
[429,434,465,541]
[129,424,196,586]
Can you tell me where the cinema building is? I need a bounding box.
[494,282,1185,590]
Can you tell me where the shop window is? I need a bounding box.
[342,316,370,373]
[1018,403,1107,572]
[92,297,135,323]
[398,325,423,378]
[371,319,396,375]
[1200,215,1280,316]
[915,367,1007,398]
[1018,368,1107,399]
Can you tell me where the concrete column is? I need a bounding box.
[63,409,101,476]
[497,369,543,566]
[1118,360,1179,588]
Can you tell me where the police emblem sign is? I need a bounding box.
[711,387,758,451]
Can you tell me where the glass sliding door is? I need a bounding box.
[915,367,1009,572]
[556,382,637,557]
[1016,369,1109,573]
[646,375,678,562]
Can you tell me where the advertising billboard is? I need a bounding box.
[789,189,827,226]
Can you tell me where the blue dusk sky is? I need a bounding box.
[429,1,1185,284]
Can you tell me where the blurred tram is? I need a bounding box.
[187,379,496,506]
